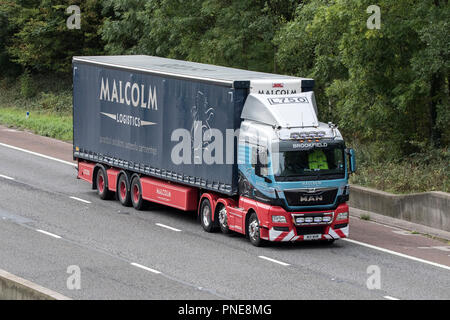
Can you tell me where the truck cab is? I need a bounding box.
[234,81,356,245]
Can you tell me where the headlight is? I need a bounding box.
[314,217,322,223]
[272,215,287,223]
[336,211,349,221]
[295,217,305,224]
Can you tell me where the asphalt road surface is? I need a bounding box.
[0,125,449,300]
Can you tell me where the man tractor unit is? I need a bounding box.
[73,55,356,246]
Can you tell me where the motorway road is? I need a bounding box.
[0,126,449,300]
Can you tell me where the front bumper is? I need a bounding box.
[260,203,349,242]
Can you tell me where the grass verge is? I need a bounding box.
[0,107,72,142]
[0,74,72,142]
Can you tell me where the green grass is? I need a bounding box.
[0,107,72,141]
[0,74,72,142]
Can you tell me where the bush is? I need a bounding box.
[40,92,72,114]
[19,71,36,98]
[349,142,449,193]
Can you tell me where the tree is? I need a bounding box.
[101,0,299,72]
[6,0,105,73]
[275,0,449,155]
[100,0,149,55]
[0,0,27,76]
[410,0,450,147]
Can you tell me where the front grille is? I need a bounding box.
[295,226,326,236]
[284,188,338,206]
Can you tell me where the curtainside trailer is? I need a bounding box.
[73,55,355,246]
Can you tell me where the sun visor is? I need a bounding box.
[241,91,319,128]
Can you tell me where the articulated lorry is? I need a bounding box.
[73,55,356,246]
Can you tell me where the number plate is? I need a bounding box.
[304,234,322,240]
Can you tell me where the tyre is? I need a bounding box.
[217,204,230,234]
[199,198,216,232]
[117,174,131,207]
[130,176,146,210]
[96,167,112,200]
[247,212,265,247]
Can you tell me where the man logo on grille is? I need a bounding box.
[300,195,323,202]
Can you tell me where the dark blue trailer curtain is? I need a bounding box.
[73,62,245,195]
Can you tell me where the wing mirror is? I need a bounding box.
[346,148,356,173]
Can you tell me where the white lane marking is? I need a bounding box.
[258,256,290,266]
[70,196,91,204]
[384,296,400,300]
[418,246,450,252]
[36,229,62,239]
[392,230,415,236]
[156,223,181,232]
[432,246,450,252]
[130,262,161,274]
[343,238,450,271]
[0,174,14,180]
[0,142,76,167]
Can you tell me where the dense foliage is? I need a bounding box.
[0,0,448,192]
[100,0,297,72]
[1,0,104,73]
[276,0,449,154]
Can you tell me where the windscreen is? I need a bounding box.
[273,144,345,181]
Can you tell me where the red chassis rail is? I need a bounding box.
[78,160,349,242]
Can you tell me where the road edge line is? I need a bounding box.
[343,238,450,271]
[0,142,76,167]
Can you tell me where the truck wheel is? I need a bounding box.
[96,168,112,200]
[217,204,230,234]
[200,199,216,233]
[117,174,131,207]
[130,176,146,210]
[247,212,265,247]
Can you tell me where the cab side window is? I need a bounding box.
[251,146,257,169]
